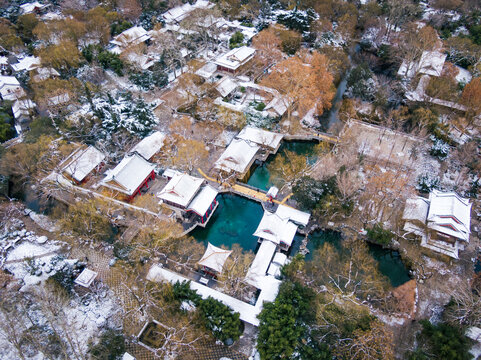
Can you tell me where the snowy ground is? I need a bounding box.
[0,213,120,360]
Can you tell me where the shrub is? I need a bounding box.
[347,63,376,101]
[110,20,132,36]
[97,51,124,76]
[172,280,202,306]
[417,320,473,360]
[89,329,125,360]
[129,70,168,90]
[255,102,266,111]
[430,136,450,160]
[229,31,244,49]
[47,261,85,295]
[366,223,393,246]
[416,173,440,193]
[198,297,242,343]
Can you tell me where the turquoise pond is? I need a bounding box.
[191,194,410,288]
[190,194,264,253]
[246,140,319,191]
[290,230,410,288]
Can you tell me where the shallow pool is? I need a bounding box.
[246,140,319,190]
[191,194,264,252]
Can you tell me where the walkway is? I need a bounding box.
[197,168,293,206]
[284,132,340,144]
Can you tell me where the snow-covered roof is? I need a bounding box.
[48,92,70,106]
[125,52,157,70]
[198,242,232,273]
[162,168,181,179]
[187,185,218,216]
[162,0,213,23]
[11,56,40,72]
[427,190,472,241]
[418,51,446,77]
[275,204,311,226]
[111,26,151,47]
[214,138,259,174]
[0,77,25,101]
[267,186,278,198]
[267,252,287,277]
[103,154,156,196]
[74,268,98,288]
[398,51,447,78]
[121,353,135,360]
[157,173,204,208]
[215,46,256,71]
[236,126,283,149]
[246,240,277,285]
[20,1,48,14]
[216,77,238,97]
[253,211,298,247]
[265,96,288,117]
[63,146,105,183]
[402,197,429,223]
[195,62,218,79]
[0,76,20,88]
[12,99,35,119]
[130,131,165,160]
[32,67,60,82]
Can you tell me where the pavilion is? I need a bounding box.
[198,242,232,277]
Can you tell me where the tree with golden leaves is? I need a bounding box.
[36,40,81,72]
[269,150,308,188]
[261,52,334,126]
[172,138,209,174]
[461,77,481,118]
[0,19,23,51]
[217,244,254,298]
[252,26,283,65]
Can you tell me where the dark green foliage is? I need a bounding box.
[229,31,244,49]
[129,69,168,90]
[82,44,102,63]
[47,261,85,295]
[255,102,266,111]
[292,176,337,211]
[417,320,473,360]
[97,51,124,76]
[347,63,376,101]
[172,280,202,306]
[366,223,393,246]
[469,24,481,45]
[110,20,133,36]
[416,173,440,193]
[24,116,57,143]
[172,282,241,343]
[198,297,242,343]
[406,349,430,360]
[257,281,329,360]
[0,108,15,143]
[89,329,126,360]
[277,9,316,34]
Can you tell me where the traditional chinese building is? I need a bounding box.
[403,190,472,259]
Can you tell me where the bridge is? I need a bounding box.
[197,168,292,206]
